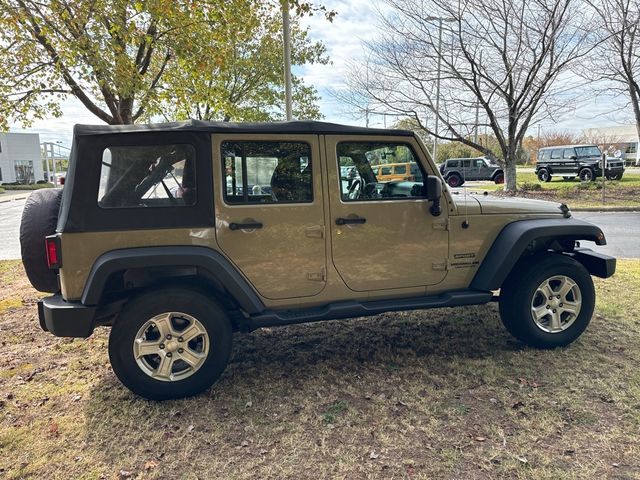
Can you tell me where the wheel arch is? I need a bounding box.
[470,218,608,291]
[81,246,265,315]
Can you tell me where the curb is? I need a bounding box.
[0,193,30,204]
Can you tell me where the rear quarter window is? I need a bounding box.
[98,144,196,208]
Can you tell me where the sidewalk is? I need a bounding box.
[0,190,32,203]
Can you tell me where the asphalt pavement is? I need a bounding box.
[0,198,638,260]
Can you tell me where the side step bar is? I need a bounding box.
[247,290,493,331]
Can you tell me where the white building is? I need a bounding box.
[582,124,639,165]
[0,132,43,184]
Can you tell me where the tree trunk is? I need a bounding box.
[504,159,517,193]
[629,83,640,163]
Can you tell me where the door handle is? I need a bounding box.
[229,222,263,231]
[336,217,366,226]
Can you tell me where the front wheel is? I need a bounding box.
[499,254,595,348]
[108,287,232,400]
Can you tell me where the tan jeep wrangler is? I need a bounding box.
[20,120,615,400]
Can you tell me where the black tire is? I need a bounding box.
[562,176,574,181]
[578,168,594,182]
[537,168,551,182]
[19,188,63,293]
[446,173,463,187]
[499,253,595,349]
[493,172,505,184]
[108,287,232,400]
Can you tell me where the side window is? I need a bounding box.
[551,149,562,159]
[474,159,485,167]
[539,150,550,161]
[337,142,425,201]
[394,164,407,174]
[448,160,459,168]
[462,160,471,168]
[99,144,196,208]
[222,141,312,204]
[563,148,576,159]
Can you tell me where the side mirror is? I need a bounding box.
[425,176,442,216]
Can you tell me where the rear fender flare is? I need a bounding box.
[81,246,264,314]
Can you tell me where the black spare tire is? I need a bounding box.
[20,188,63,293]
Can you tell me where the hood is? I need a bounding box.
[470,194,567,215]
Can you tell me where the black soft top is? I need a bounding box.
[73,120,415,137]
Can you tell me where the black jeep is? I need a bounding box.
[536,145,625,182]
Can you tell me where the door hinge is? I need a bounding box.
[432,260,448,271]
[307,269,326,281]
[305,225,324,239]
[433,219,448,230]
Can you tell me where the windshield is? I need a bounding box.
[575,146,601,158]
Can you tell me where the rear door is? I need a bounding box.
[325,135,448,292]
[213,134,326,300]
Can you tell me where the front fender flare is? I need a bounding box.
[471,218,607,291]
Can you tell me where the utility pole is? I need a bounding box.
[426,16,455,162]
[282,1,293,121]
[474,51,482,145]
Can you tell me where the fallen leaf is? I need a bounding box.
[370,451,379,459]
[48,421,59,438]
[187,425,194,432]
[144,460,158,471]
[475,436,486,442]
[245,400,253,408]
[517,456,528,464]
[512,401,525,409]
[118,470,132,479]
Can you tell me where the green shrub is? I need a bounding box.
[576,181,602,190]
[1,183,55,191]
[519,181,542,191]
[0,187,4,194]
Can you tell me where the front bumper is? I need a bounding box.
[565,247,616,278]
[38,294,97,338]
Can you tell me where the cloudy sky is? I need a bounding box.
[7,0,633,146]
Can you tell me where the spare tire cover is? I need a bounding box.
[20,188,63,293]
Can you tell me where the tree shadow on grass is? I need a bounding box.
[81,304,544,476]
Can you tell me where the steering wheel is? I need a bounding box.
[347,178,363,199]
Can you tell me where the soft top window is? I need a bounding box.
[98,144,196,208]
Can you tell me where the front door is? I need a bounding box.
[213,134,326,300]
[325,136,449,292]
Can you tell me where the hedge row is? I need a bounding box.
[1,183,55,191]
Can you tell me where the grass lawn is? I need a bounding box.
[480,172,640,208]
[1,259,639,479]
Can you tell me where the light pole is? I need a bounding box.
[426,16,455,162]
[282,1,293,121]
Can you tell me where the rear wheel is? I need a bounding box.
[537,168,551,182]
[109,287,232,400]
[493,172,505,184]
[446,173,463,188]
[499,254,595,348]
[579,168,594,182]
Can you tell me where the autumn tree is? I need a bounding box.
[160,8,328,122]
[338,0,595,192]
[0,0,330,128]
